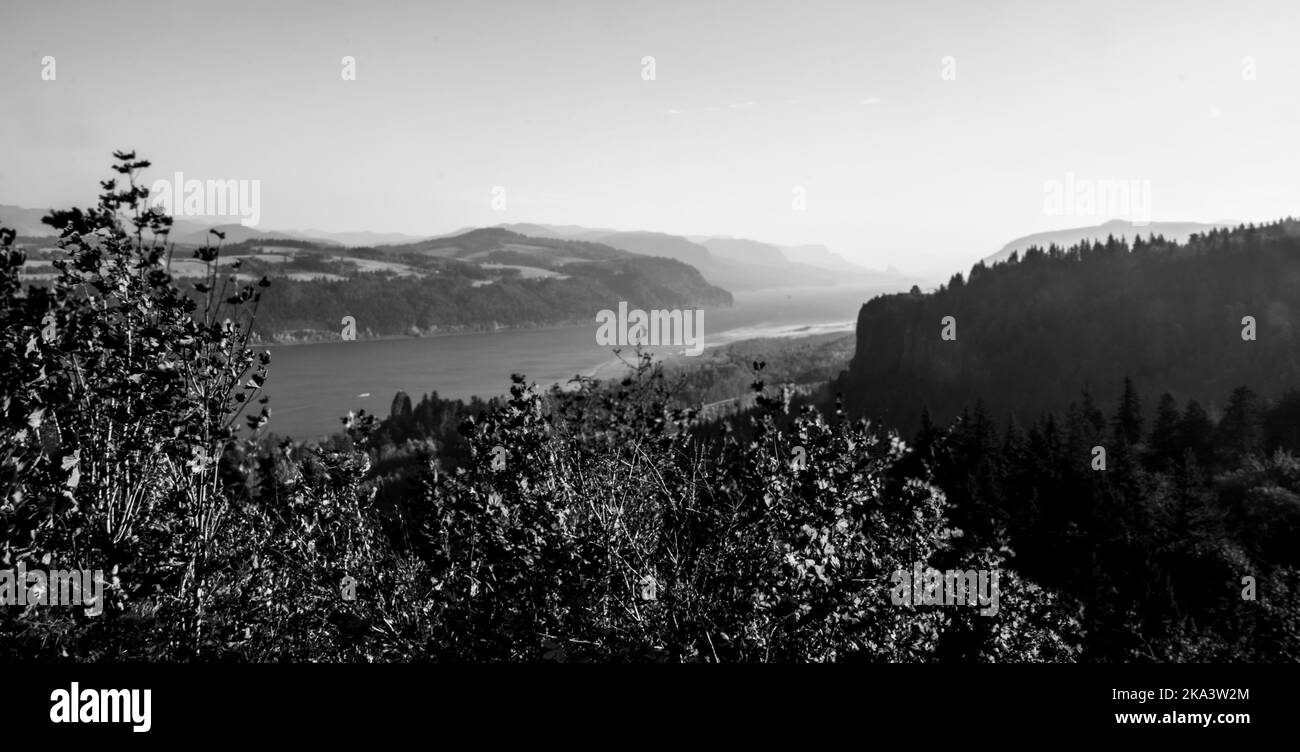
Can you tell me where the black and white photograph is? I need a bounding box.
[1,0,1294,737]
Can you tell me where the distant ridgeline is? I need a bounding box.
[246,229,734,341]
[837,219,1300,433]
[9,226,735,343]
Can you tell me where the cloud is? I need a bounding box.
[862,97,883,105]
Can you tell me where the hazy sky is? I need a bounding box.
[3,0,1298,277]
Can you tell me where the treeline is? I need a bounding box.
[907,378,1300,661]
[840,219,1300,435]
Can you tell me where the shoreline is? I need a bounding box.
[256,320,599,349]
[263,324,858,442]
[259,317,857,352]
[249,282,884,349]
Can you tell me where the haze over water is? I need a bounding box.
[258,284,897,440]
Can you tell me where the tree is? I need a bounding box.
[1264,389,1300,452]
[390,390,414,422]
[1217,385,1263,464]
[1113,377,1143,446]
[1178,400,1215,467]
[1147,392,1181,469]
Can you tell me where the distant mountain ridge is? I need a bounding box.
[577,231,712,266]
[502,224,871,273]
[779,244,866,273]
[0,204,56,237]
[0,204,423,247]
[982,219,1234,266]
[1,203,909,291]
[697,237,788,266]
[495,222,907,291]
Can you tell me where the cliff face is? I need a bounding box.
[844,293,982,434]
[844,284,1142,435]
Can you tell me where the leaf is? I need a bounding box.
[62,450,81,489]
[638,574,657,601]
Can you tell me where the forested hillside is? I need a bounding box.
[830,220,1300,660]
[248,252,732,342]
[7,223,734,343]
[840,220,1300,433]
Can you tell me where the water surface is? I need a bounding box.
[258,284,899,439]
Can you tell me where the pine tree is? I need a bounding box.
[1114,377,1143,446]
[391,390,414,422]
[915,405,941,456]
[1147,392,1181,468]
[1079,385,1107,436]
[1263,389,1300,452]
[1216,385,1262,463]
[1179,400,1215,467]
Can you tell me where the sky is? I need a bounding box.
[2,0,1298,278]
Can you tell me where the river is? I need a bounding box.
[257,283,900,440]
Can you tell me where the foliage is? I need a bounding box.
[914,380,1300,661]
[1,151,270,657]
